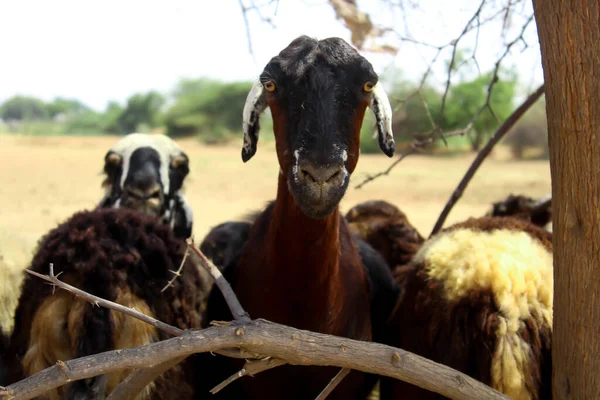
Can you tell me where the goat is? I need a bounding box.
[98,133,194,240]
[3,208,208,399]
[380,216,553,400]
[199,35,399,399]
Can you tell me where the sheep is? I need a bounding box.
[345,200,425,278]
[199,221,253,271]
[380,216,553,400]
[487,193,552,231]
[97,133,194,240]
[199,35,399,399]
[2,207,209,399]
[0,230,31,344]
[0,331,7,387]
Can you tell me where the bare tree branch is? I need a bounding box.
[237,0,278,58]
[25,264,184,337]
[105,238,255,399]
[0,318,511,400]
[187,238,251,323]
[429,84,545,237]
[439,0,487,124]
[210,357,287,394]
[161,243,191,292]
[354,130,465,189]
[105,357,187,400]
[344,0,537,190]
[315,367,352,400]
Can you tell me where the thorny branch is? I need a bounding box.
[350,0,537,189]
[0,317,511,400]
[238,0,279,58]
[354,130,465,189]
[26,264,184,337]
[1,244,511,400]
[106,238,258,399]
[429,84,545,237]
[315,367,352,400]
[161,242,191,292]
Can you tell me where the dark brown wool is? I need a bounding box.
[3,208,209,399]
[380,216,552,400]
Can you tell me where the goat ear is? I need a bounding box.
[242,81,268,162]
[368,82,395,157]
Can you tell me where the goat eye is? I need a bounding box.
[263,81,276,92]
[363,81,374,92]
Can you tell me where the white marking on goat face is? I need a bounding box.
[293,150,301,183]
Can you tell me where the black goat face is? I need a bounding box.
[99,133,191,224]
[241,36,395,219]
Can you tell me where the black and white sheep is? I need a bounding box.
[98,133,194,240]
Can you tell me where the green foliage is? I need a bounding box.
[359,112,380,154]
[101,102,125,134]
[164,78,260,141]
[369,63,518,155]
[65,111,106,135]
[117,91,165,133]
[45,98,90,119]
[0,96,48,121]
[444,68,518,150]
[0,62,519,154]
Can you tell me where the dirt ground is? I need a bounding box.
[0,134,551,267]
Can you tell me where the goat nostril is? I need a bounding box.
[298,162,344,185]
[327,169,342,183]
[301,168,317,183]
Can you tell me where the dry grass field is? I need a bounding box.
[0,134,551,269]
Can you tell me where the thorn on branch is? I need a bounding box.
[56,360,73,382]
[161,240,191,292]
[26,264,185,337]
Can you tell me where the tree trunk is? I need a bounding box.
[532,1,600,398]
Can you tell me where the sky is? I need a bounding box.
[0,0,544,111]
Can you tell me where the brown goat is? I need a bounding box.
[3,208,209,399]
[198,36,398,400]
[380,216,553,400]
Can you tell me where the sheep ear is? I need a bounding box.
[368,82,395,157]
[242,81,268,162]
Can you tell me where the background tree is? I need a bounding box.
[503,96,548,159]
[0,96,47,121]
[117,91,165,133]
[444,68,518,151]
[45,98,90,119]
[163,78,264,142]
[533,0,600,398]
